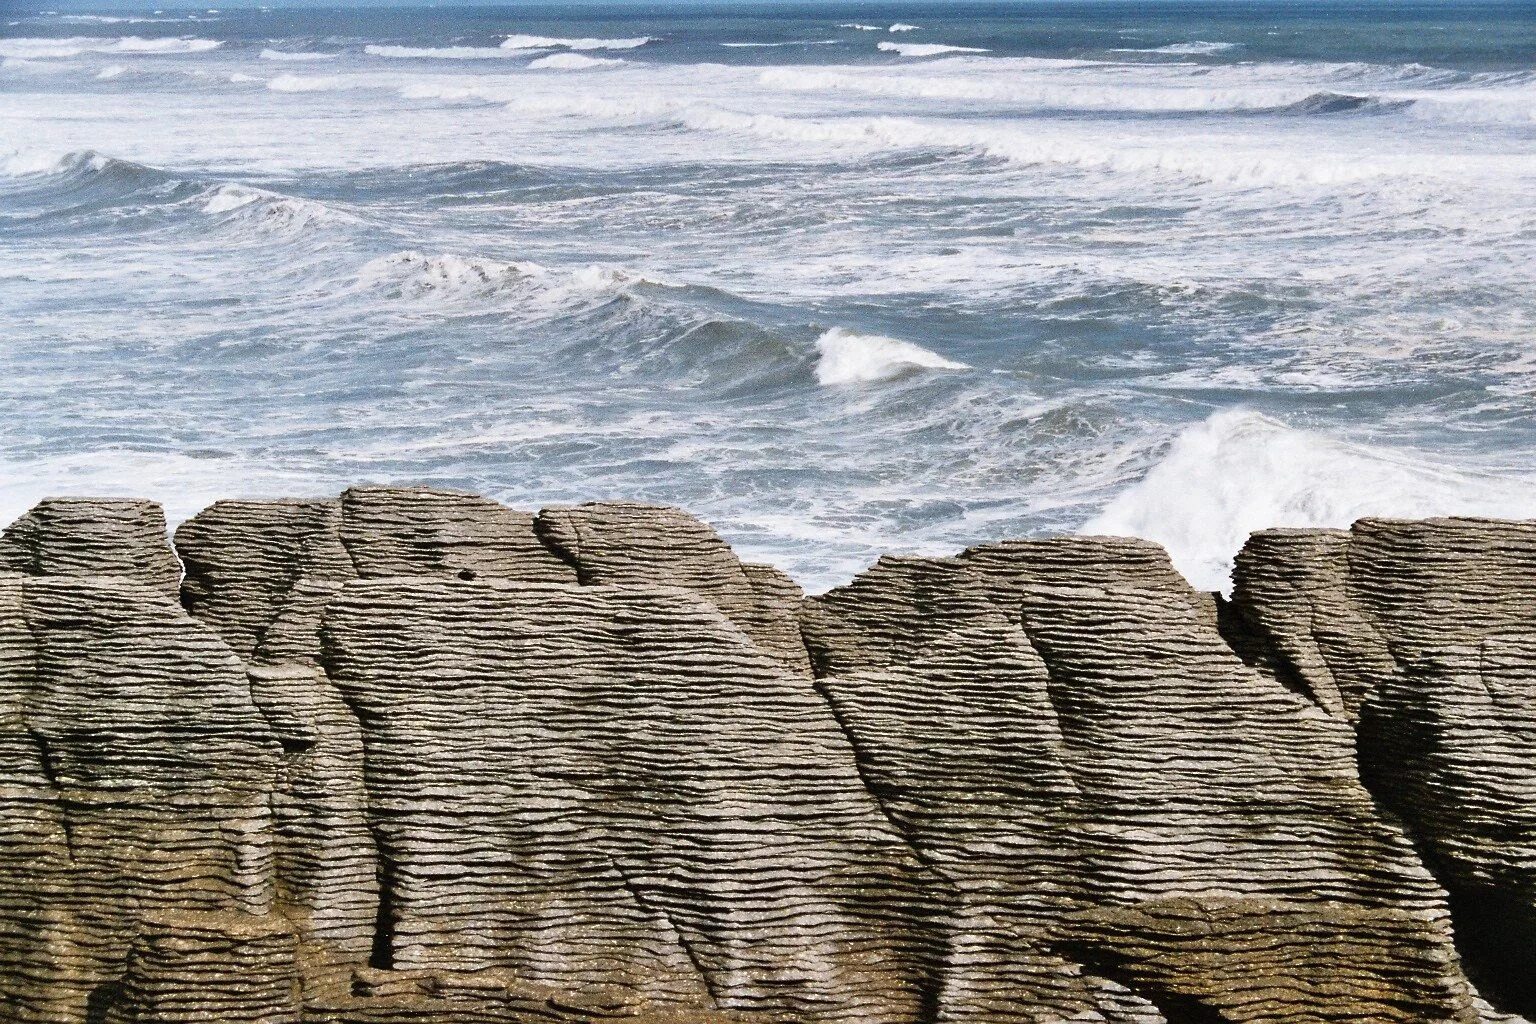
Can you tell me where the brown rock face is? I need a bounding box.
[2,493,1533,1024]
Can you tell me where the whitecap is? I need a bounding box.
[500,33,651,51]
[527,52,624,70]
[813,327,969,385]
[1115,40,1239,55]
[260,48,338,61]
[720,40,840,48]
[356,250,663,312]
[1083,409,1536,592]
[888,23,921,32]
[267,73,363,92]
[878,41,989,57]
[96,63,125,78]
[0,35,223,59]
[840,23,881,31]
[365,44,522,60]
[197,182,353,235]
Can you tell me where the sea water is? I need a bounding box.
[2,0,1533,591]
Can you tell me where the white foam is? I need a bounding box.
[266,73,363,92]
[1083,410,1536,592]
[260,48,337,61]
[888,23,921,32]
[365,44,523,60]
[0,35,223,59]
[398,81,518,103]
[813,327,969,385]
[879,42,989,58]
[720,40,839,48]
[840,23,881,31]
[57,14,178,23]
[197,182,351,235]
[528,52,624,70]
[1,148,111,177]
[1117,40,1239,55]
[758,67,1374,112]
[95,63,124,78]
[501,34,651,51]
[357,251,661,311]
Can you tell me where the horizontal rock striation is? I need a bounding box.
[1,492,1532,1023]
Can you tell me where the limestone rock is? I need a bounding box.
[340,486,576,584]
[319,576,934,1022]
[1052,897,1479,1023]
[3,493,1535,1024]
[107,910,302,1024]
[1228,517,1536,1017]
[1225,527,1396,719]
[176,498,356,662]
[803,539,1471,1022]
[1,497,182,601]
[536,502,811,673]
[2,574,282,1021]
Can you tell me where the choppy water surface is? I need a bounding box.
[3,1,1534,590]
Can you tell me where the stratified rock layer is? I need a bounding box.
[2,494,1533,1024]
[1229,517,1536,1017]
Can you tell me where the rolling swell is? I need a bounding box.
[1266,91,1415,116]
[0,150,358,242]
[351,249,813,392]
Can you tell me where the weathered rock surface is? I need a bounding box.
[1228,517,1536,1017]
[2,494,1534,1023]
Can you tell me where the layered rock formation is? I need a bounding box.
[1,491,1532,1023]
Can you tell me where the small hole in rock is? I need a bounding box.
[458,569,477,581]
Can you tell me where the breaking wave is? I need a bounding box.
[528,52,625,70]
[500,34,652,51]
[1268,91,1414,115]
[720,40,840,48]
[813,327,969,385]
[879,42,989,57]
[1127,40,1240,56]
[260,48,337,61]
[364,44,518,60]
[759,69,1415,118]
[1084,410,1536,592]
[356,250,661,310]
[0,35,223,59]
[197,183,356,236]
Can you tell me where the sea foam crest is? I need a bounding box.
[500,34,652,51]
[0,35,222,58]
[878,41,989,58]
[1084,409,1536,592]
[260,48,337,61]
[814,327,969,385]
[760,68,1411,117]
[528,52,624,70]
[358,251,663,312]
[365,44,518,60]
[198,182,354,235]
[1120,40,1239,55]
[1,148,120,177]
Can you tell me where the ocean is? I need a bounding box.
[2,0,1533,591]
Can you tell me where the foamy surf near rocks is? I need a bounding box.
[1,489,1534,1023]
